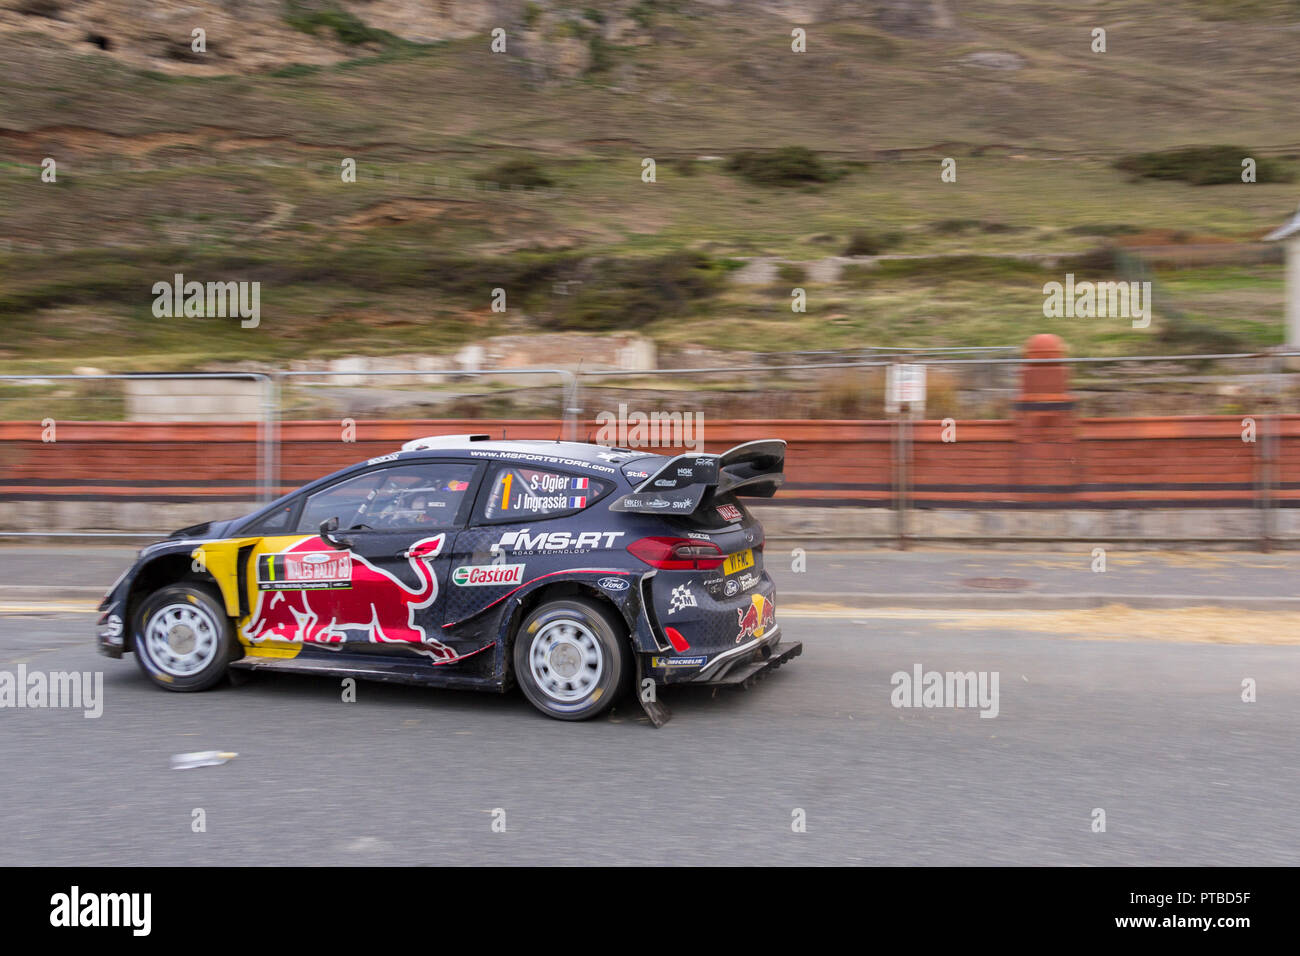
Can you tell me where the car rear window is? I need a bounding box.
[482,465,607,521]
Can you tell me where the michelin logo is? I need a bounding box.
[652,656,707,668]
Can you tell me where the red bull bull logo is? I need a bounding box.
[241,534,459,661]
[735,593,775,644]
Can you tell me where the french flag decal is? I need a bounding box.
[572,477,589,489]
[569,495,588,508]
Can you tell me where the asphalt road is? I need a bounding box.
[1,606,1295,865]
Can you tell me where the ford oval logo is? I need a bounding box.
[303,554,330,564]
[597,577,629,592]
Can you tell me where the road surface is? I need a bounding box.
[1,603,1295,866]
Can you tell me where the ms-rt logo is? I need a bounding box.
[50,886,150,936]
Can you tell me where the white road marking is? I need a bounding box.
[0,604,99,614]
[781,607,1001,620]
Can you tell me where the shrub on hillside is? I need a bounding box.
[929,219,1026,235]
[843,229,902,256]
[1114,146,1293,185]
[726,147,841,187]
[285,3,395,46]
[539,252,727,330]
[776,262,807,285]
[474,159,556,188]
[1063,223,1142,237]
[1155,315,1249,353]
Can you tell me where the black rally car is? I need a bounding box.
[96,435,801,724]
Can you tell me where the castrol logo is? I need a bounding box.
[452,564,526,587]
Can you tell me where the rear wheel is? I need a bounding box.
[513,597,630,720]
[133,583,236,692]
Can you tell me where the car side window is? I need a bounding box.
[248,501,295,535]
[481,465,605,521]
[297,463,476,532]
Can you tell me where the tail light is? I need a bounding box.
[627,536,725,571]
[663,627,691,652]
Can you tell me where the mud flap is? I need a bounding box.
[635,655,672,728]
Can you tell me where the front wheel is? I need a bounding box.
[133,583,236,692]
[513,597,630,720]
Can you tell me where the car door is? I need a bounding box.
[240,460,479,659]
[442,462,616,634]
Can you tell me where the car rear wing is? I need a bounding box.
[609,440,785,514]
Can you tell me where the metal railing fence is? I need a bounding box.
[0,351,1297,546]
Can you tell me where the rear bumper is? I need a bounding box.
[692,628,801,686]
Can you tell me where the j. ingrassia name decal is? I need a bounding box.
[0,666,103,718]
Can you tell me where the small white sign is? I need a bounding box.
[886,363,927,413]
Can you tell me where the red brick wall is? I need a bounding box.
[1,415,1295,508]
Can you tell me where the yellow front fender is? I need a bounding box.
[190,538,261,618]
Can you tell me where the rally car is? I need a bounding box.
[96,436,801,724]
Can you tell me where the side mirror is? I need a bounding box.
[319,517,352,550]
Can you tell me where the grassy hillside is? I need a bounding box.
[1,0,1298,371]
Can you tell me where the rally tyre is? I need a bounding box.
[514,597,631,721]
[133,583,237,692]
